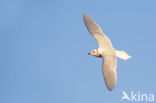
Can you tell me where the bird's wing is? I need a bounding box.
[83,13,113,48]
[102,55,117,91]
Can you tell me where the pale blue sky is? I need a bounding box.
[1,0,156,103]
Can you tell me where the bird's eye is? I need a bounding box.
[93,51,95,53]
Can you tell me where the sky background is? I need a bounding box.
[1,0,156,103]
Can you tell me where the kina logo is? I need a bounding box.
[121,91,154,102]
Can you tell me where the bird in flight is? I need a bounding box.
[83,13,131,91]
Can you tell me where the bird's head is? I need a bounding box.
[88,49,101,57]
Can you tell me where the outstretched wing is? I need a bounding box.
[83,13,113,48]
[102,55,117,91]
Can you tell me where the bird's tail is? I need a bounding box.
[116,50,131,60]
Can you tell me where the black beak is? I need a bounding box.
[88,53,90,55]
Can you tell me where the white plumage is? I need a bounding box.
[83,13,131,91]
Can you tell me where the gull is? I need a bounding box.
[83,13,131,91]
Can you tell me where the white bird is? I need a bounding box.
[83,13,131,91]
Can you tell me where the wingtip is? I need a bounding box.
[83,13,103,35]
[83,13,89,19]
[108,89,113,91]
[83,13,87,16]
[107,86,115,91]
[105,78,116,91]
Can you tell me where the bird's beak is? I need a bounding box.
[88,53,90,55]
